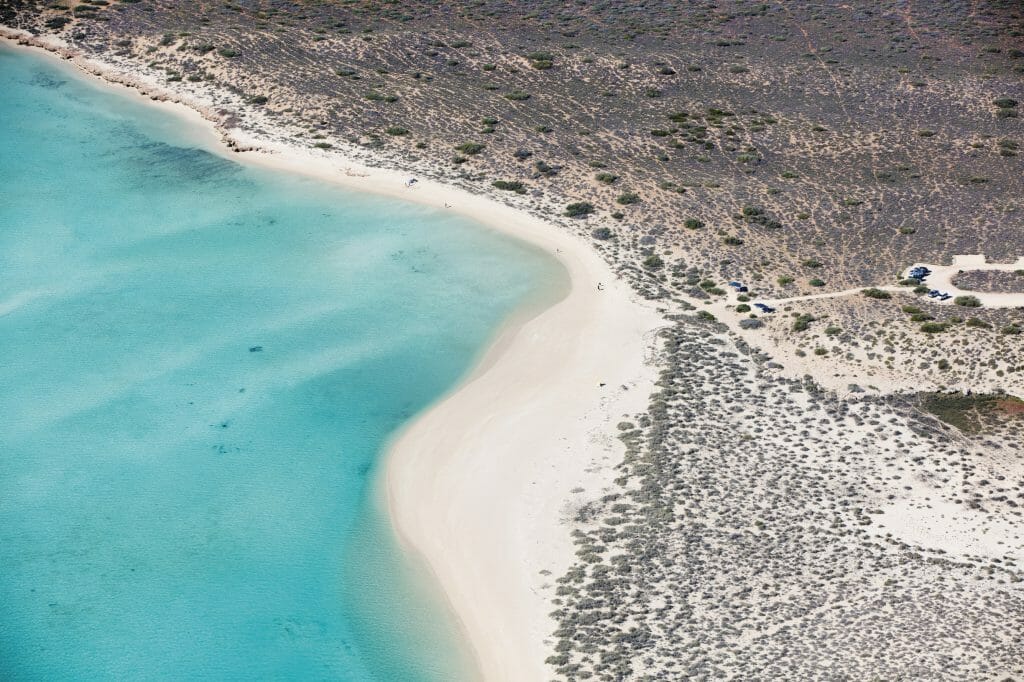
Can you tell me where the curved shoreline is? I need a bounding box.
[2,33,665,680]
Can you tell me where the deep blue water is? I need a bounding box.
[0,45,564,680]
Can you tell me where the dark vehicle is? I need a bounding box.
[909,266,931,280]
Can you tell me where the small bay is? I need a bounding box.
[0,44,565,681]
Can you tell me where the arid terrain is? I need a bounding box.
[4,1,1023,679]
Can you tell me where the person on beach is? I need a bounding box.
[597,282,604,291]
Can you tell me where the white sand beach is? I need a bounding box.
[1,33,664,680]
[236,127,664,682]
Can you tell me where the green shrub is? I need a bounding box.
[1002,323,1023,335]
[920,322,950,333]
[684,218,704,230]
[385,126,409,136]
[966,317,992,329]
[722,236,744,246]
[809,278,825,287]
[492,180,526,194]
[313,141,332,149]
[591,227,613,240]
[642,255,664,270]
[696,310,716,321]
[735,304,751,313]
[792,313,815,332]
[862,288,891,299]
[902,305,922,314]
[954,295,981,307]
[526,52,554,69]
[993,97,1019,108]
[533,160,557,176]
[777,275,795,286]
[595,172,618,184]
[217,47,239,58]
[455,142,485,155]
[505,90,531,100]
[565,202,594,217]
[616,192,640,205]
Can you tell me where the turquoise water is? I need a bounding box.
[0,45,564,680]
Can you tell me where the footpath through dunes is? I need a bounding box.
[706,254,1024,317]
[908,255,1024,308]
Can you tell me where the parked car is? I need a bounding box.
[909,266,931,281]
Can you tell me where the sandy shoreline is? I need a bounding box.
[1,33,664,681]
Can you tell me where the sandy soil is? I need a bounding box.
[0,34,665,681]
[908,255,1024,306]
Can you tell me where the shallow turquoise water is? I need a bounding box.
[0,45,564,680]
